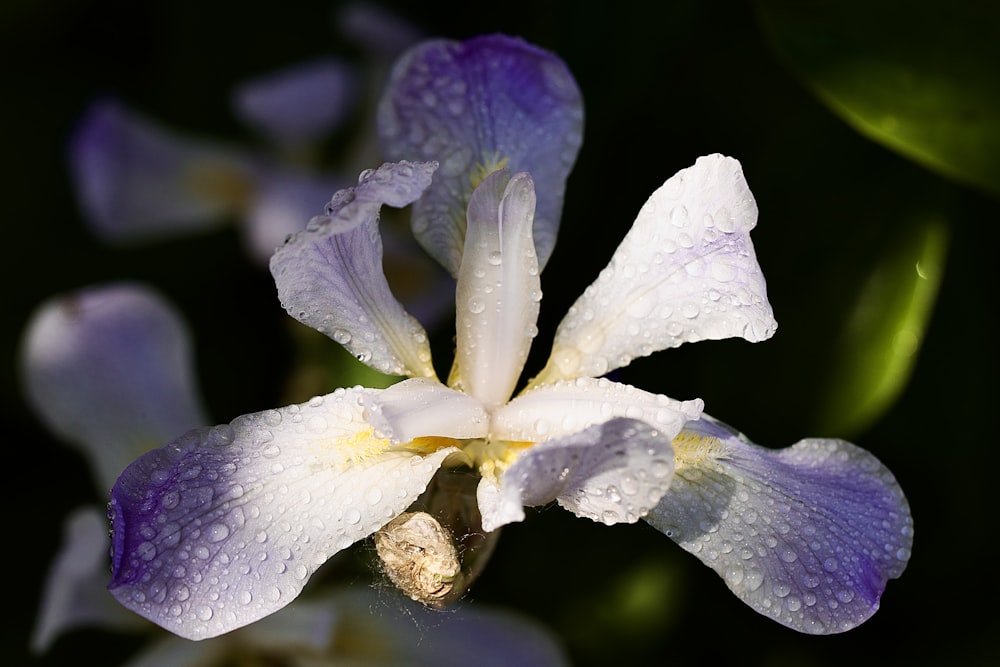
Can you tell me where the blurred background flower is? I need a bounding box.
[5,0,998,665]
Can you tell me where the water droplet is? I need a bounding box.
[823,557,839,572]
[366,487,383,504]
[239,590,253,605]
[487,250,502,266]
[332,329,352,344]
[197,606,214,621]
[137,541,157,562]
[345,508,362,525]
[743,569,764,592]
[208,524,230,543]
[467,297,486,314]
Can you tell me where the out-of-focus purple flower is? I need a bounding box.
[67,6,422,267]
[23,284,569,664]
[22,284,209,650]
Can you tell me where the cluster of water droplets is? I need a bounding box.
[108,386,452,639]
[541,154,775,383]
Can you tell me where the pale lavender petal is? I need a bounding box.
[337,1,423,59]
[478,418,676,532]
[119,636,225,667]
[453,170,540,408]
[325,588,570,667]
[32,508,146,652]
[532,154,778,386]
[243,166,347,264]
[232,59,357,149]
[69,99,255,242]
[270,162,438,378]
[108,386,455,639]
[378,34,584,275]
[20,283,208,492]
[644,415,913,634]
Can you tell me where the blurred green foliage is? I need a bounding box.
[758,0,1000,199]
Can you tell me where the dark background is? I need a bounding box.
[4,1,997,665]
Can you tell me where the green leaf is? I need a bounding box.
[757,0,1000,198]
[816,216,947,435]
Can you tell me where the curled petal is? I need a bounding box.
[270,162,438,378]
[644,416,913,634]
[232,59,357,149]
[20,283,208,492]
[108,387,455,639]
[478,418,676,532]
[453,170,540,407]
[361,377,489,443]
[493,377,702,444]
[69,99,254,242]
[533,154,777,386]
[378,34,584,275]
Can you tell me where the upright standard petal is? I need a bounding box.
[644,416,913,634]
[270,162,438,378]
[478,418,677,532]
[108,386,456,639]
[532,154,778,386]
[453,170,541,407]
[378,34,584,275]
[69,99,255,242]
[20,284,209,492]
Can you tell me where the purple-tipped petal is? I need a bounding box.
[20,283,208,492]
[478,418,676,532]
[270,162,438,378]
[232,59,357,149]
[644,416,913,634]
[378,34,584,275]
[107,386,455,639]
[69,99,254,242]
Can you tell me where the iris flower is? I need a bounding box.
[107,35,911,641]
[23,284,569,666]
[68,3,421,264]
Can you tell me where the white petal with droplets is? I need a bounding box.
[360,377,489,443]
[533,154,777,385]
[492,377,702,443]
[453,170,540,407]
[644,416,913,634]
[478,418,676,532]
[108,386,454,639]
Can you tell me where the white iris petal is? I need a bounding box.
[453,169,541,407]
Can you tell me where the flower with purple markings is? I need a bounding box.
[107,34,912,641]
[22,284,570,666]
